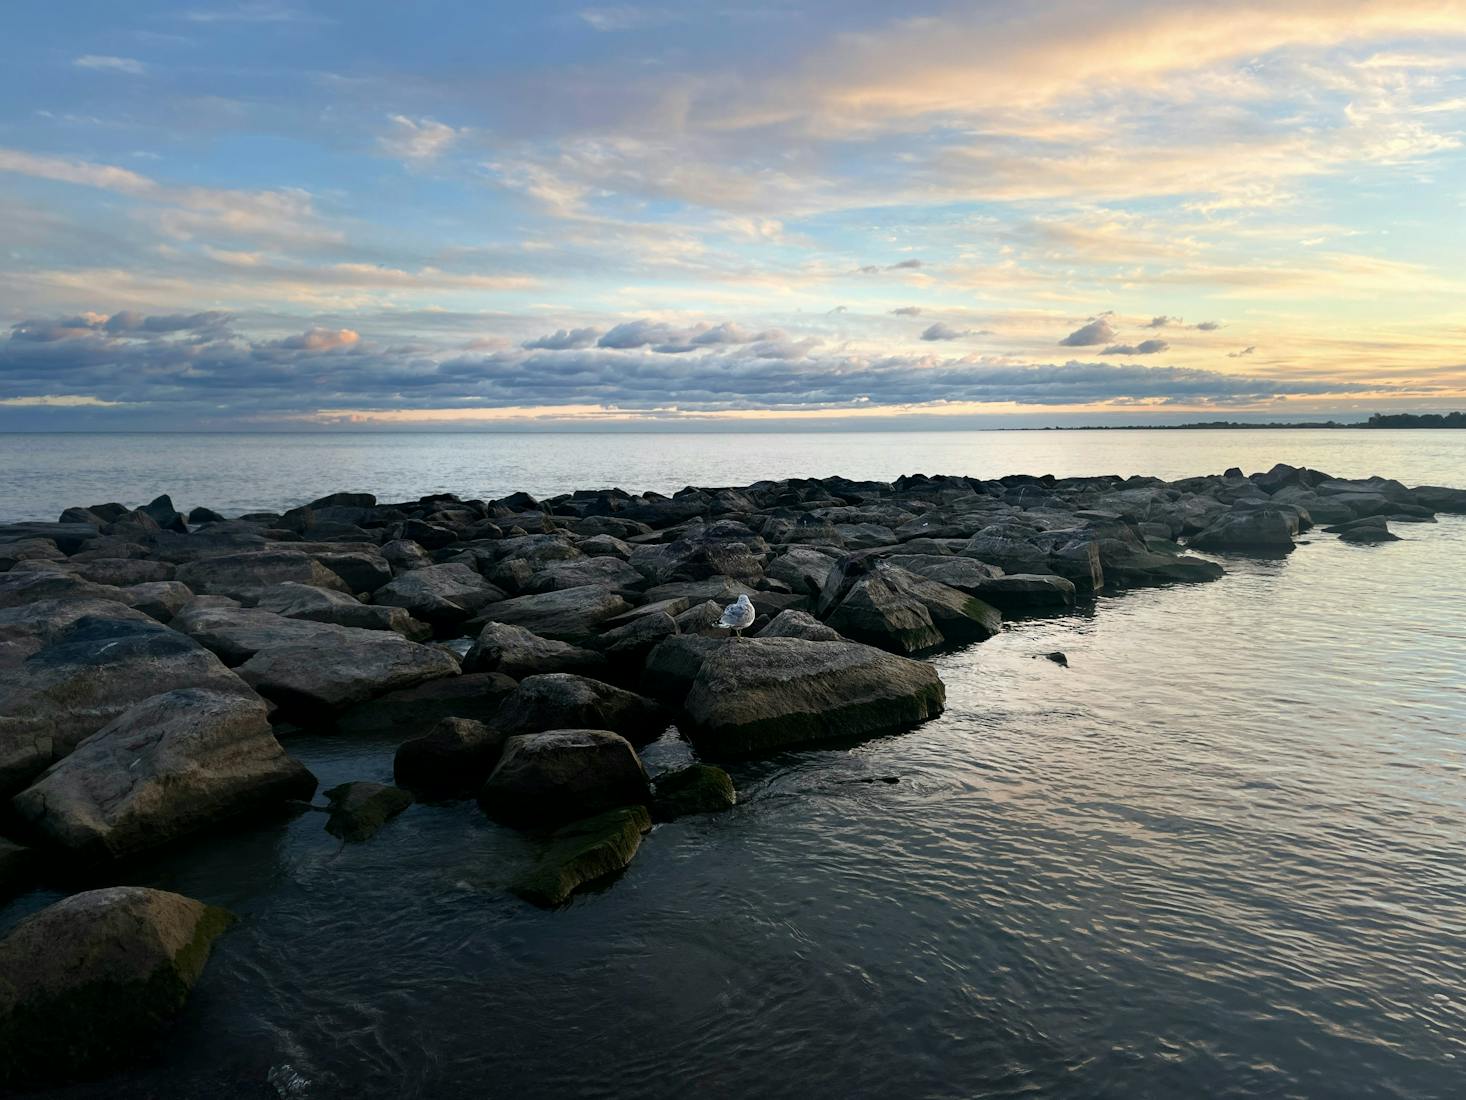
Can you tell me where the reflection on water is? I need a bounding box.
[6,513,1464,1099]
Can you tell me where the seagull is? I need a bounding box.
[716,593,756,639]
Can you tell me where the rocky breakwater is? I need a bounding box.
[0,468,1460,1084]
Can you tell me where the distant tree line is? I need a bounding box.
[1365,412,1466,428]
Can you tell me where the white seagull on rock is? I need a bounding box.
[716,593,756,639]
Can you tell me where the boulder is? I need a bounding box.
[0,522,100,554]
[765,547,839,596]
[591,610,678,664]
[0,538,65,571]
[510,805,652,908]
[0,837,34,899]
[171,604,347,665]
[527,556,645,594]
[479,729,651,827]
[684,637,945,757]
[1339,525,1401,544]
[314,550,394,593]
[381,539,434,573]
[821,568,943,654]
[371,563,504,632]
[393,717,509,796]
[494,674,666,744]
[652,764,736,821]
[12,689,316,861]
[0,570,127,609]
[0,612,254,795]
[236,631,461,714]
[254,582,430,639]
[175,550,351,600]
[463,621,606,678]
[673,599,726,636]
[640,634,726,703]
[756,608,842,642]
[1411,485,1466,513]
[123,581,194,622]
[882,554,1003,593]
[333,672,517,738]
[0,886,234,1087]
[969,573,1076,610]
[471,584,632,643]
[187,506,226,524]
[0,597,151,668]
[323,781,413,841]
[1189,509,1296,554]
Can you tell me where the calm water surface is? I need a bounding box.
[2,431,1465,1098]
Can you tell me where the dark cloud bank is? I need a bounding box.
[0,309,1368,427]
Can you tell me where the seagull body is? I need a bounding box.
[717,593,756,638]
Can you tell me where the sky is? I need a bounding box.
[2,0,1465,430]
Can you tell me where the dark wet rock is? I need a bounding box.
[72,557,175,587]
[187,506,226,524]
[494,673,666,744]
[0,537,65,571]
[253,582,431,639]
[371,563,504,633]
[0,886,234,1088]
[236,628,461,714]
[175,550,351,601]
[592,610,678,664]
[684,637,946,757]
[0,837,35,899]
[1041,651,1069,667]
[652,763,736,821]
[491,533,582,567]
[381,539,434,573]
[323,781,413,841]
[122,581,194,622]
[334,672,516,738]
[479,729,651,827]
[0,613,254,795]
[817,559,949,654]
[969,573,1077,610]
[756,608,842,642]
[578,533,634,559]
[510,805,652,908]
[765,546,840,596]
[0,570,128,609]
[1189,508,1296,554]
[314,550,394,593]
[13,688,316,860]
[1411,485,1466,513]
[881,554,1002,593]
[141,494,188,534]
[1339,525,1402,544]
[464,621,606,678]
[528,555,645,594]
[393,717,509,796]
[471,584,632,644]
[0,522,100,555]
[640,634,726,702]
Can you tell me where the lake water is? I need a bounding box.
[3,430,1465,1099]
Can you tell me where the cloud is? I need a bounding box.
[1101,339,1169,355]
[523,327,598,350]
[184,2,325,23]
[0,308,1393,424]
[1228,345,1257,357]
[380,115,460,162]
[1195,321,1223,331]
[858,258,926,274]
[921,322,969,341]
[1144,315,1180,329]
[577,6,668,32]
[1059,318,1118,346]
[891,307,922,316]
[74,55,147,76]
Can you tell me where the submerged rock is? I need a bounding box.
[0,886,234,1087]
[479,729,650,827]
[652,763,736,820]
[323,781,413,841]
[13,688,316,861]
[511,805,652,908]
[684,638,945,757]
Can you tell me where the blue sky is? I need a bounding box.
[3,0,1465,429]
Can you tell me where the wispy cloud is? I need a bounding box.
[73,55,147,76]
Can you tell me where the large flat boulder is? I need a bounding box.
[470,584,631,643]
[254,582,430,639]
[685,637,945,757]
[0,612,255,795]
[479,728,650,827]
[493,673,666,744]
[12,689,316,861]
[1189,508,1296,554]
[0,571,127,609]
[527,556,645,594]
[0,887,234,1088]
[371,563,504,632]
[463,621,606,678]
[236,632,461,714]
[175,549,350,601]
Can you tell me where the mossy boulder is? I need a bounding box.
[0,886,234,1087]
[684,637,945,758]
[652,764,735,820]
[511,805,651,908]
[323,781,413,841]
